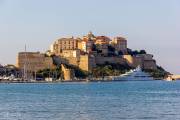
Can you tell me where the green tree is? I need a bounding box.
[139,50,147,54]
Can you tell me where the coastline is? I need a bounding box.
[0,78,163,84]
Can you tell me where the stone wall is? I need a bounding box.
[95,56,126,65]
[123,54,157,69]
[16,52,54,72]
[143,60,157,70]
[61,64,75,81]
[79,55,96,72]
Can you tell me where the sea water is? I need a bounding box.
[0,81,180,120]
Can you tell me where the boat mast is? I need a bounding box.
[23,45,27,81]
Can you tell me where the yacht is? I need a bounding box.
[113,66,154,81]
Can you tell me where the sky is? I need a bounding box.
[0,0,179,74]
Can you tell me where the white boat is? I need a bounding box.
[113,66,154,81]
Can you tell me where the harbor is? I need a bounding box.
[0,66,170,83]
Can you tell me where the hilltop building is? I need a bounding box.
[110,37,127,53]
[49,32,157,72]
[95,36,111,45]
[15,32,158,80]
[51,37,79,55]
[78,39,94,53]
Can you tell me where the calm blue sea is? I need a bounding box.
[0,81,180,120]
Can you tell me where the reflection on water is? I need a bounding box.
[0,81,180,120]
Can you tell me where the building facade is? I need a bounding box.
[111,37,127,53]
[51,37,78,55]
[95,36,111,45]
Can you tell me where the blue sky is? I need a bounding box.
[0,0,179,74]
